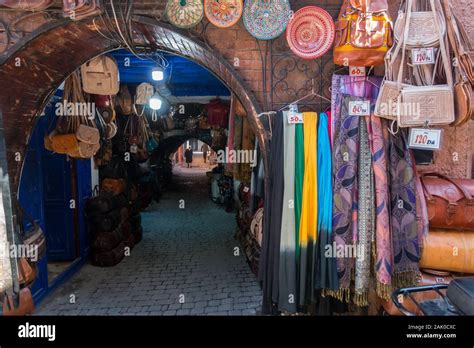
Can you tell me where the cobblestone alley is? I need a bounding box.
[36,166,262,316]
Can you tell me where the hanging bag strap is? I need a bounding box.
[431,0,453,88]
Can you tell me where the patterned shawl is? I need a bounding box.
[331,96,359,300]
[366,115,393,299]
[388,130,420,287]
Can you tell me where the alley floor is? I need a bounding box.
[36,164,262,316]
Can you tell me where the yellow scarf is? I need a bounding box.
[298,112,318,305]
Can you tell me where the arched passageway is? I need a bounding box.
[0,16,267,196]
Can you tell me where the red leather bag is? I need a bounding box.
[420,172,474,230]
[206,99,230,129]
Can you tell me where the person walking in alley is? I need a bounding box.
[184,146,193,168]
[201,143,210,164]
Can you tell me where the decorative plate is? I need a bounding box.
[165,0,204,29]
[204,0,243,28]
[286,6,335,59]
[243,0,291,41]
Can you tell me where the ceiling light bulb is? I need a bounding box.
[152,68,164,81]
[149,94,162,110]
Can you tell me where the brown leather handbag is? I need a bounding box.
[381,269,454,315]
[420,172,474,230]
[101,178,126,196]
[442,0,474,126]
[419,229,474,273]
[18,258,37,288]
[334,0,393,67]
[2,288,35,316]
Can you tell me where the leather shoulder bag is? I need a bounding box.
[420,172,474,230]
[375,0,455,127]
[334,0,393,67]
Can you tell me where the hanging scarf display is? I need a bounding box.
[331,96,359,301]
[259,112,284,314]
[294,122,304,271]
[315,112,338,292]
[388,130,420,286]
[354,117,375,306]
[278,111,297,313]
[366,115,393,299]
[298,112,318,306]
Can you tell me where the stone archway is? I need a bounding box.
[0,17,267,196]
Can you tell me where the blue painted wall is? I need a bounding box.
[18,95,92,305]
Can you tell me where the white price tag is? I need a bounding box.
[412,48,435,65]
[349,100,371,116]
[408,128,443,150]
[288,111,304,124]
[349,66,366,77]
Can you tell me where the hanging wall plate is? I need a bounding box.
[165,0,204,29]
[204,0,243,28]
[243,0,291,40]
[286,6,335,59]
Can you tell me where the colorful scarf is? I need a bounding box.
[259,113,284,314]
[294,122,304,288]
[278,112,297,313]
[366,115,393,299]
[298,112,318,306]
[315,112,339,292]
[354,117,375,306]
[388,130,420,286]
[331,96,359,301]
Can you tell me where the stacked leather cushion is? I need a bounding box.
[86,190,135,267]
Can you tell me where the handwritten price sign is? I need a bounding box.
[408,128,443,150]
[350,66,366,77]
[349,100,371,116]
[288,111,304,124]
[412,48,435,65]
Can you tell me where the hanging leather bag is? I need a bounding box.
[81,55,119,95]
[101,178,126,196]
[334,0,393,67]
[17,205,46,261]
[442,0,474,126]
[17,258,37,288]
[419,229,474,273]
[420,172,474,230]
[1,288,34,316]
[393,0,446,48]
[117,85,133,115]
[375,0,455,126]
[206,99,230,129]
[135,83,154,105]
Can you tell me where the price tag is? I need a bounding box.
[288,111,304,124]
[412,48,435,65]
[408,128,443,150]
[349,66,366,77]
[349,100,371,116]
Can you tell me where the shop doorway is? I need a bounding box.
[1,19,265,313]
